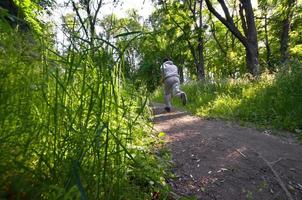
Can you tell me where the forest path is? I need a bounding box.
[151,103,302,200]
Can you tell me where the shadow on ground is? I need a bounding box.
[152,103,302,200]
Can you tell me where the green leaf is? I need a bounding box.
[158,132,166,138]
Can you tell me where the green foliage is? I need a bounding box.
[2,0,302,198]
[0,7,11,30]
[137,56,162,92]
[153,65,302,138]
[0,20,170,200]
[135,32,166,92]
[14,0,43,33]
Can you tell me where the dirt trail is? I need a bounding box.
[152,103,302,200]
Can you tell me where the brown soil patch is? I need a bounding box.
[152,103,302,200]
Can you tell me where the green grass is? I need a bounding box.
[153,66,302,139]
[0,25,171,199]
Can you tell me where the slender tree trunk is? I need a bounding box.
[280,0,296,63]
[179,52,184,83]
[197,0,205,80]
[179,65,184,83]
[280,18,290,62]
[264,14,272,71]
[197,38,205,80]
[187,0,205,80]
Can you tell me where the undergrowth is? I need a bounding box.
[0,23,170,199]
[153,64,302,139]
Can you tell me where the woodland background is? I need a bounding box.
[0,0,301,199]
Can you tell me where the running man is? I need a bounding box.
[161,58,187,112]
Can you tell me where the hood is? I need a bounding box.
[163,61,173,65]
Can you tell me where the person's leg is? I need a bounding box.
[164,93,171,112]
[180,92,187,105]
[171,77,187,105]
[164,79,173,112]
[171,79,181,97]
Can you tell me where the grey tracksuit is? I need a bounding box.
[161,61,184,108]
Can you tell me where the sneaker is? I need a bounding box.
[164,107,171,112]
[180,93,187,105]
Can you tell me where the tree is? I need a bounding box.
[207,12,246,77]
[258,0,273,71]
[161,0,206,80]
[258,0,301,66]
[205,0,259,76]
[279,0,297,62]
[185,0,206,80]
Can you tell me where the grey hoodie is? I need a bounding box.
[161,61,180,79]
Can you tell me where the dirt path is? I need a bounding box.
[152,103,302,200]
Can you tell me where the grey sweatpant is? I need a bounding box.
[164,76,183,108]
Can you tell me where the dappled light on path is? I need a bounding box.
[152,103,302,200]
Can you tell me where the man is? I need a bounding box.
[161,58,187,112]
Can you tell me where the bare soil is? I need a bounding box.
[152,103,302,200]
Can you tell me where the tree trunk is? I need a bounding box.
[187,0,205,80]
[264,14,272,71]
[179,52,184,83]
[179,65,184,83]
[196,0,205,80]
[205,0,259,76]
[280,18,290,62]
[280,0,296,63]
[246,43,259,75]
[197,35,205,80]
[240,0,259,75]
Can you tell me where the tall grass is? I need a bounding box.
[0,26,169,199]
[153,65,302,137]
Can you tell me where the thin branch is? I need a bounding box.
[239,3,248,36]
[259,154,294,200]
[72,1,89,39]
[218,0,233,22]
[205,0,248,47]
[169,15,198,65]
[209,14,227,55]
[94,37,121,54]
[163,2,198,64]
[84,0,94,42]
[92,0,103,28]
[236,149,246,158]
